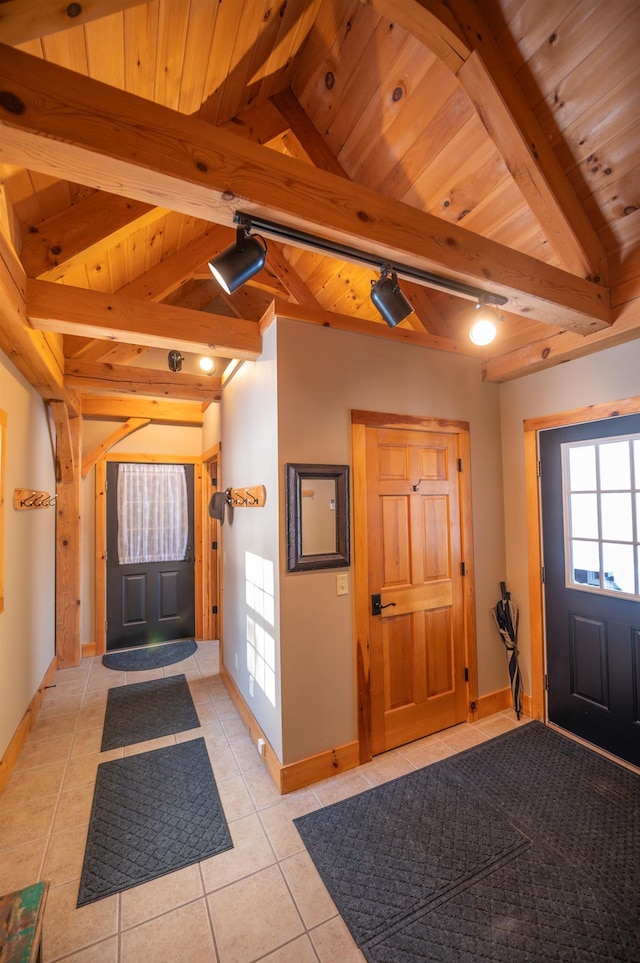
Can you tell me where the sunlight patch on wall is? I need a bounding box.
[245,551,276,707]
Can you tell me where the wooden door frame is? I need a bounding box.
[352,410,478,763]
[94,453,203,656]
[523,393,640,724]
[201,443,222,648]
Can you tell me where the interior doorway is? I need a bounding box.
[352,411,477,761]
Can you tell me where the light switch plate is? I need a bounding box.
[336,573,348,596]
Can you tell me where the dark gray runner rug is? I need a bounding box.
[78,738,232,906]
[102,639,197,671]
[295,722,640,962]
[101,674,200,751]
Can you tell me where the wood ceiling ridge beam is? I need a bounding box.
[0,0,147,46]
[364,0,609,285]
[0,42,609,332]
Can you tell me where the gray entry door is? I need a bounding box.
[106,462,195,650]
[540,414,640,767]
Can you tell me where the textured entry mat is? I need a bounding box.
[294,722,640,962]
[101,674,200,751]
[102,639,197,671]
[78,738,232,906]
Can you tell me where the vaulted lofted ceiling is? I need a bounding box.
[0,0,638,410]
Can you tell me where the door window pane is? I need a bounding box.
[602,542,635,594]
[599,441,630,490]
[568,445,596,490]
[571,540,600,585]
[569,493,598,538]
[601,493,632,541]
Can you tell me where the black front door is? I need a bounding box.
[540,414,640,767]
[106,462,196,650]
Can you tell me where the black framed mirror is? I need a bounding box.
[285,463,350,572]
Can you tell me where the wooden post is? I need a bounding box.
[51,403,82,668]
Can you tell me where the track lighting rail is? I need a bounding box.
[234,212,508,307]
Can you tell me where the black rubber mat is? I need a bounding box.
[101,674,200,751]
[102,639,197,671]
[78,738,232,906]
[295,722,640,962]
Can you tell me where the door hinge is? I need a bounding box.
[536,460,542,477]
[212,605,218,614]
[461,561,466,576]
[544,673,549,691]
[212,541,218,550]
[464,666,469,682]
[540,565,546,583]
[457,458,463,472]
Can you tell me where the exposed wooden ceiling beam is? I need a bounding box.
[271,90,350,179]
[26,278,262,360]
[364,0,609,283]
[0,0,146,46]
[81,417,150,478]
[20,193,162,282]
[262,298,481,358]
[0,43,610,334]
[263,241,324,308]
[78,342,150,365]
[0,221,79,408]
[118,225,230,302]
[80,394,204,425]
[482,299,640,382]
[65,360,223,403]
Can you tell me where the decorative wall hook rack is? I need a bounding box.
[14,488,57,510]
[225,485,266,508]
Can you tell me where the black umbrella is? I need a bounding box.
[493,582,524,719]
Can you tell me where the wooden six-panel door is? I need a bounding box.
[365,425,468,754]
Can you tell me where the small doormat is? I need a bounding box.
[101,675,200,751]
[294,722,640,962]
[78,738,233,906]
[102,639,197,671]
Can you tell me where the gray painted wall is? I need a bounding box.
[0,352,56,759]
[220,318,508,765]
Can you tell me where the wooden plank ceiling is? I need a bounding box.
[0,0,638,408]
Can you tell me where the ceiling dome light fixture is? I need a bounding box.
[199,356,215,373]
[208,223,267,294]
[370,265,413,328]
[469,299,499,346]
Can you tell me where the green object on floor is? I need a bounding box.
[0,880,49,962]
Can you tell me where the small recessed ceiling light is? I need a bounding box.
[199,356,215,373]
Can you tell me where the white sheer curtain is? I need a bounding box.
[117,463,188,565]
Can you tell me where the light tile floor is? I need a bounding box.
[0,641,530,962]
